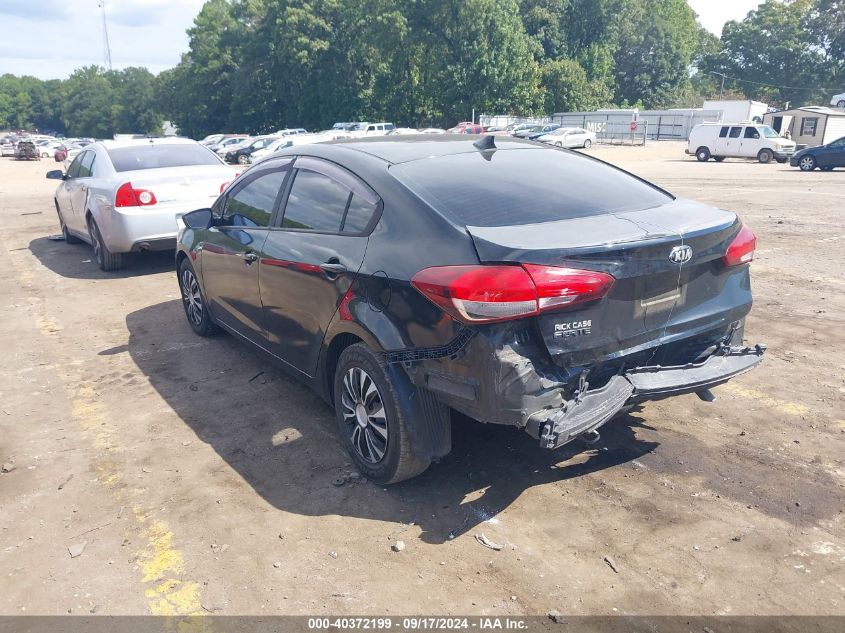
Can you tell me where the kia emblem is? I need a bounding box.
[669,245,692,264]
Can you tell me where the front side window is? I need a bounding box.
[225,169,288,228]
[66,152,85,178]
[282,170,351,232]
[743,127,760,139]
[801,117,818,136]
[281,165,380,234]
[729,127,742,138]
[78,151,96,177]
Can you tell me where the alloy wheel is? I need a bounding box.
[800,156,815,171]
[341,367,388,464]
[181,268,204,327]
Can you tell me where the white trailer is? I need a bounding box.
[703,100,769,123]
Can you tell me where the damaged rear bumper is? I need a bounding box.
[524,345,765,449]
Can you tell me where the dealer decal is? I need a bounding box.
[554,320,592,338]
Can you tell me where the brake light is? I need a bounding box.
[220,172,240,194]
[411,264,614,324]
[723,225,756,266]
[115,182,157,207]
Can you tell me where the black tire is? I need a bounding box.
[776,158,787,164]
[554,141,563,147]
[55,201,81,244]
[695,147,710,162]
[87,217,123,271]
[757,149,773,164]
[334,343,435,484]
[178,258,219,336]
[799,155,816,171]
[837,100,845,108]
[583,139,592,149]
[714,156,726,162]
[237,154,250,165]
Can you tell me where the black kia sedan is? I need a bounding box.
[175,135,764,483]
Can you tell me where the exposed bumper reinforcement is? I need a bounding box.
[626,344,765,399]
[526,345,765,450]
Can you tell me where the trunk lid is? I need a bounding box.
[118,165,234,208]
[466,199,745,367]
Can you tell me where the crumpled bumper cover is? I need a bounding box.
[525,344,765,449]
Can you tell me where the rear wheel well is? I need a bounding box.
[324,333,364,401]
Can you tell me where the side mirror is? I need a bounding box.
[46,169,65,180]
[182,208,213,230]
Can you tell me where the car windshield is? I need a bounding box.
[759,126,780,138]
[107,144,221,172]
[391,148,672,227]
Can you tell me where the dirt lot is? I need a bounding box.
[0,142,843,617]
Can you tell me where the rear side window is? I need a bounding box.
[107,143,221,172]
[390,148,672,227]
[719,126,729,138]
[225,169,287,228]
[729,127,742,138]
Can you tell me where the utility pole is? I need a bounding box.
[99,1,113,71]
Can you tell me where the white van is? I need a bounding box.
[687,122,796,164]
[363,122,395,136]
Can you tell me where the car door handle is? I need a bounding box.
[243,252,259,265]
[320,262,347,277]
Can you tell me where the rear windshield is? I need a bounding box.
[106,144,221,172]
[390,148,672,227]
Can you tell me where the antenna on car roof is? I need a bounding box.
[472,135,496,152]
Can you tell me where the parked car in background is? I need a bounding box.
[514,123,561,140]
[361,122,395,135]
[385,128,419,135]
[225,135,278,165]
[46,138,234,271]
[174,136,763,483]
[248,137,294,163]
[419,128,446,134]
[62,146,84,169]
[789,136,845,171]
[449,122,484,134]
[508,123,537,135]
[200,134,225,146]
[830,93,845,108]
[1,141,15,157]
[687,123,796,163]
[537,127,596,149]
[275,128,308,136]
[15,141,40,160]
[36,140,64,158]
[209,136,249,153]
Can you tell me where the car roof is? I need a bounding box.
[324,134,544,164]
[98,137,199,150]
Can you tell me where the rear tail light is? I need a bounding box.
[411,264,614,324]
[115,182,157,208]
[220,172,241,194]
[723,225,756,266]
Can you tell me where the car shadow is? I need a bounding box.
[126,300,659,545]
[29,236,175,280]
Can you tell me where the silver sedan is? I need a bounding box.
[47,138,235,271]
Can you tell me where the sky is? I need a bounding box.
[0,0,766,81]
